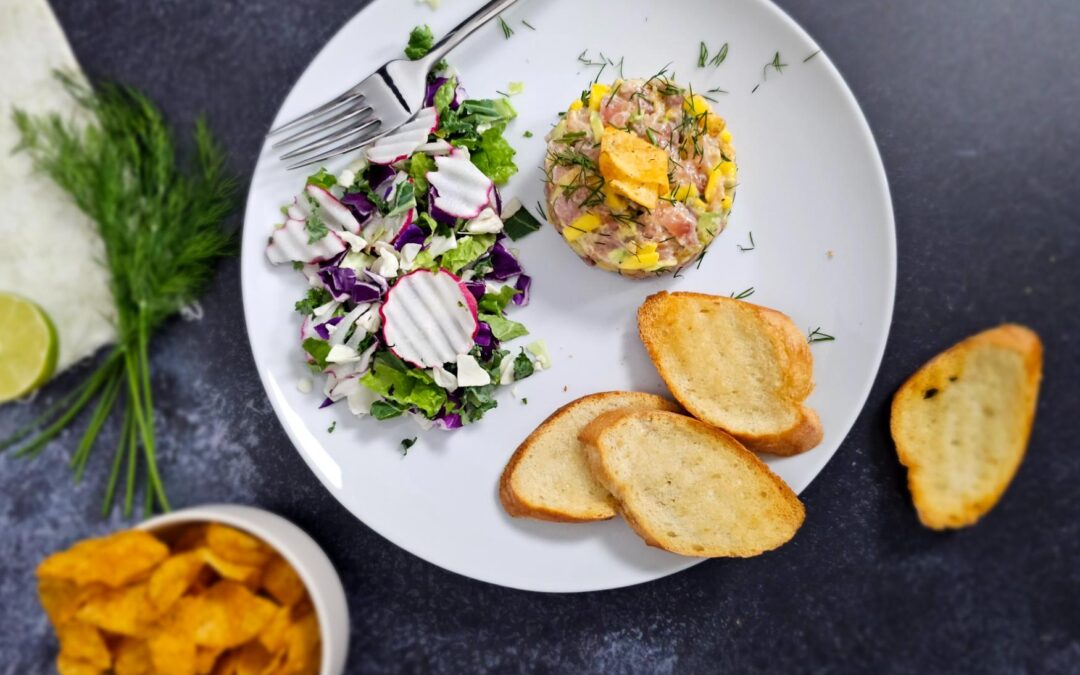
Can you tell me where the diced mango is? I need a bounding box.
[564,213,602,242]
[569,99,584,112]
[705,169,723,202]
[670,183,700,202]
[721,196,733,211]
[720,129,733,144]
[604,184,629,211]
[618,243,661,270]
[684,94,712,117]
[718,161,737,178]
[706,114,726,136]
[589,83,611,112]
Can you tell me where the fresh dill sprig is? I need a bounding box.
[7,72,236,517]
[698,42,709,68]
[807,327,836,343]
[498,16,514,39]
[707,86,729,95]
[730,287,756,300]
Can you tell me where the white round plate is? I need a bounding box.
[242,0,895,592]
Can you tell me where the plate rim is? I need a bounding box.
[240,0,897,592]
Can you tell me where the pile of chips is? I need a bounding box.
[37,523,321,675]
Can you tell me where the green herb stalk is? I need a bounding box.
[5,73,235,516]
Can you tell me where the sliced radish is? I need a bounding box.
[380,269,479,368]
[415,139,453,155]
[305,185,361,234]
[287,200,309,221]
[267,219,346,265]
[464,207,504,234]
[366,107,439,165]
[427,149,494,219]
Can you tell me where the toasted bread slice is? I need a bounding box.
[638,292,823,456]
[891,324,1043,529]
[499,392,682,522]
[579,410,805,557]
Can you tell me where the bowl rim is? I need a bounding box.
[138,504,344,675]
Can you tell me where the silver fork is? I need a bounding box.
[272,0,522,169]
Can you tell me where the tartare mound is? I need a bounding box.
[544,77,738,278]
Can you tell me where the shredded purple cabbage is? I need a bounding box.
[392,221,427,250]
[313,316,344,340]
[475,321,493,348]
[340,191,376,223]
[320,267,384,304]
[464,281,486,302]
[367,163,395,189]
[438,413,463,430]
[319,397,336,409]
[492,185,503,216]
[513,274,531,306]
[488,242,523,280]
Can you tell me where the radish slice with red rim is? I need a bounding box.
[366,107,439,165]
[380,269,479,368]
[267,219,346,264]
[305,185,361,233]
[427,149,494,219]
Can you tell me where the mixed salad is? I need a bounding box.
[265,27,546,430]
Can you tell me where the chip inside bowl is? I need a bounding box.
[36,524,322,675]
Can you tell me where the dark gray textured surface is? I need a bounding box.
[2,0,1079,673]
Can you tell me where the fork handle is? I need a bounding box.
[420,0,523,67]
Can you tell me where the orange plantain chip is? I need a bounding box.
[265,613,321,675]
[75,583,159,637]
[171,524,209,552]
[290,596,314,622]
[57,621,111,670]
[205,524,272,567]
[257,606,292,655]
[113,637,153,675]
[211,641,274,675]
[185,580,278,648]
[148,551,206,614]
[148,628,198,675]
[38,531,169,588]
[38,577,106,628]
[197,548,262,588]
[196,646,225,674]
[261,555,306,607]
[56,654,104,675]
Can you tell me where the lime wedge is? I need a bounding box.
[0,293,58,403]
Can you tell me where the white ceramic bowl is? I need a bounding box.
[140,504,348,675]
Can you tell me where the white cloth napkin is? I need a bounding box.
[0,0,116,372]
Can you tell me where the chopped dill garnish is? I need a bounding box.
[400,437,417,455]
[730,287,756,300]
[738,232,755,252]
[752,83,761,94]
[807,327,836,343]
[710,43,729,67]
[707,86,729,95]
[764,51,787,79]
[498,16,514,39]
[803,49,821,63]
[536,201,547,220]
[521,19,536,30]
[698,42,709,68]
[523,130,533,138]
[327,421,337,434]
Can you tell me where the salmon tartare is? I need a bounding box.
[544,75,737,277]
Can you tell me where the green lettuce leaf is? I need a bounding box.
[470,124,518,185]
[479,313,528,341]
[404,25,434,60]
[360,352,446,417]
[439,234,494,273]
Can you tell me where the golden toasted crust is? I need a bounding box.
[499,392,682,522]
[637,292,823,456]
[579,410,805,557]
[890,324,1043,530]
